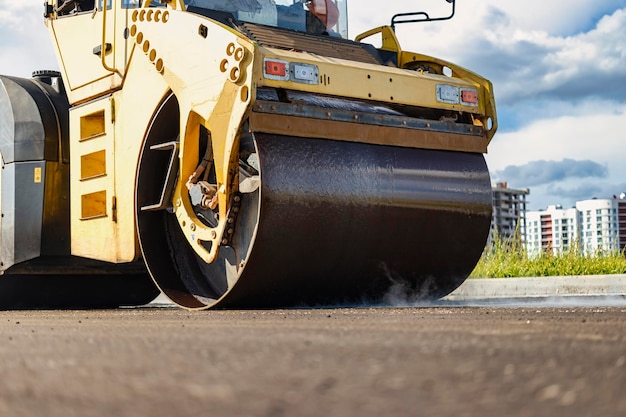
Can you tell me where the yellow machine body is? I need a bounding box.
[0,0,497,309]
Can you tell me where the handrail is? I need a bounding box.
[390,0,456,31]
[101,0,117,72]
[354,26,400,53]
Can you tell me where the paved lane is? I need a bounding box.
[1,307,625,417]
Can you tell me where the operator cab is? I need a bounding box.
[184,0,348,38]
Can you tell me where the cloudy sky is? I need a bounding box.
[1,0,625,210]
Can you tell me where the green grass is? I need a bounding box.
[469,235,626,278]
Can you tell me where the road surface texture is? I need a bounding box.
[1,306,625,417]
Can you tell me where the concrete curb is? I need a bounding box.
[149,275,626,306]
[445,274,626,300]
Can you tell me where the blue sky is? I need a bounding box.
[1,0,625,210]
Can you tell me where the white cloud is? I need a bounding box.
[447,7,626,106]
[488,104,626,169]
[348,3,626,108]
[484,0,626,35]
[487,103,626,208]
[0,1,58,77]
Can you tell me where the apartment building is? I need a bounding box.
[526,196,626,256]
[576,199,620,254]
[526,205,578,256]
[619,194,626,252]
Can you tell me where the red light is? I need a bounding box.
[461,89,478,104]
[265,60,287,77]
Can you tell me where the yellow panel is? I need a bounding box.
[80,110,106,141]
[80,150,106,180]
[256,47,485,115]
[67,54,171,263]
[81,190,107,220]
[70,99,117,261]
[47,7,128,103]
[248,113,488,153]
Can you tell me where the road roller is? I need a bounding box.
[0,0,496,309]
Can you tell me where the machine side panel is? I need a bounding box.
[41,160,71,256]
[0,78,15,163]
[68,98,118,261]
[1,162,46,271]
[14,162,46,264]
[0,75,68,272]
[66,50,170,264]
[1,163,16,270]
[0,76,58,163]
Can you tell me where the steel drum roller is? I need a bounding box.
[138,130,492,309]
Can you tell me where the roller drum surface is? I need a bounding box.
[220,134,492,307]
[140,132,492,309]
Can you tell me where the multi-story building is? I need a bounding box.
[526,196,626,256]
[576,199,621,254]
[619,193,626,253]
[526,205,579,256]
[488,182,529,246]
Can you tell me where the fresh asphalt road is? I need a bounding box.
[1,304,625,417]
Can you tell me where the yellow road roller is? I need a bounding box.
[0,0,496,309]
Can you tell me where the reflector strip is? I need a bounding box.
[290,62,318,84]
[266,60,286,76]
[436,84,459,104]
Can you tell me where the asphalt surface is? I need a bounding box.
[1,305,625,417]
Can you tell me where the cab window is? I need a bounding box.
[183,0,348,38]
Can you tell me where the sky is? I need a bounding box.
[1,0,625,210]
